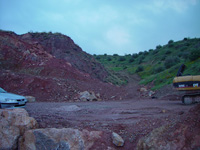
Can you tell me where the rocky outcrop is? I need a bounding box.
[137,104,200,150]
[22,32,109,82]
[0,30,124,102]
[112,132,124,147]
[25,96,36,102]
[0,108,38,150]
[78,91,101,101]
[19,128,103,150]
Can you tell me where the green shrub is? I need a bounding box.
[189,49,200,61]
[96,56,101,60]
[165,50,171,54]
[152,49,159,55]
[183,37,188,41]
[153,66,165,73]
[185,42,191,47]
[168,40,174,47]
[164,56,180,69]
[119,57,126,61]
[156,45,162,49]
[168,43,174,48]
[123,66,128,70]
[138,56,145,64]
[168,40,174,44]
[136,66,144,72]
[161,56,166,61]
[107,57,112,61]
[179,51,190,59]
[138,52,143,55]
[129,58,134,63]
[149,49,153,52]
[143,51,148,55]
[132,53,138,58]
[180,46,188,51]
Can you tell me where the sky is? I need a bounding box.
[0,0,200,55]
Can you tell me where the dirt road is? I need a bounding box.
[25,99,194,149]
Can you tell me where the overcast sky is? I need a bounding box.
[0,0,200,55]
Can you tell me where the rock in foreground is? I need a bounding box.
[0,108,38,150]
[19,128,103,150]
[112,132,124,147]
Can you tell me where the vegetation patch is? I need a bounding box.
[95,38,200,89]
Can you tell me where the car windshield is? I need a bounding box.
[0,88,7,93]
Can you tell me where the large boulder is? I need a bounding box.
[25,96,36,103]
[137,104,200,150]
[19,128,103,150]
[78,91,99,101]
[0,108,38,150]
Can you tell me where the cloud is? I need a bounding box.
[105,26,131,47]
[148,0,198,13]
[75,5,119,26]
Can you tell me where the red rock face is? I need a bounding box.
[21,32,109,81]
[0,31,123,101]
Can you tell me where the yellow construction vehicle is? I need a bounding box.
[173,64,200,104]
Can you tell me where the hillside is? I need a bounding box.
[21,32,111,81]
[0,30,127,101]
[95,38,200,90]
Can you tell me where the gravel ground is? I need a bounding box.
[25,99,195,149]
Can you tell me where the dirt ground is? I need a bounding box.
[25,99,195,149]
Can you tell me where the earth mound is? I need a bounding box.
[0,30,129,101]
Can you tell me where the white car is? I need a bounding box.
[0,87,27,108]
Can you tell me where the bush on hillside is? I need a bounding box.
[138,52,143,55]
[129,58,134,63]
[156,45,162,49]
[164,56,180,69]
[185,42,191,47]
[168,40,174,44]
[143,51,148,55]
[178,51,190,59]
[132,53,138,58]
[189,49,200,61]
[123,66,128,70]
[138,56,145,64]
[136,66,144,72]
[168,43,174,48]
[165,50,172,54]
[180,46,188,51]
[153,66,165,73]
[161,56,166,61]
[152,49,159,55]
[118,57,126,61]
[149,49,153,52]
[107,57,112,61]
[96,56,101,60]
